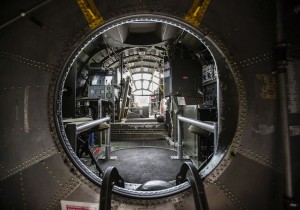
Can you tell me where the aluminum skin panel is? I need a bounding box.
[64,183,99,204]
[0,86,55,181]
[239,59,282,171]
[202,0,276,62]
[20,153,81,209]
[206,183,239,210]
[217,153,282,210]
[0,171,24,209]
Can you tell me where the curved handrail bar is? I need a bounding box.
[176,162,209,210]
[100,166,125,210]
[176,115,218,159]
[177,115,215,133]
[77,117,111,134]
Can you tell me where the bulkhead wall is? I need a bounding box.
[0,0,282,209]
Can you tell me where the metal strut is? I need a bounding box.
[77,136,103,176]
[176,162,209,210]
[100,166,125,210]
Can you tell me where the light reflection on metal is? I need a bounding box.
[76,0,104,29]
[0,0,52,30]
[184,0,212,28]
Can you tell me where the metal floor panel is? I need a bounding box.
[98,147,190,184]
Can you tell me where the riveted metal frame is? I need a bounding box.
[52,13,243,199]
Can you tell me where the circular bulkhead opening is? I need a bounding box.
[54,14,239,198]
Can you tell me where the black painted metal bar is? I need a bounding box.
[100,166,125,210]
[176,162,209,210]
[77,136,103,176]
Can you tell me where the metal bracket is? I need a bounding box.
[171,155,190,160]
[98,155,118,160]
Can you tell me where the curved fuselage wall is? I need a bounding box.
[0,0,281,209]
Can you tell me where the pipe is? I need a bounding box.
[112,99,116,123]
[105,126,111,160]
[213,122,218,153]
[120,52,124,98]
[0,0,52,30]
[276,0,297,208]
[177,115,215,133]
[177,117,183,159]
[98,99,109,119]
[76,117,110,133]
[176,115,217,159]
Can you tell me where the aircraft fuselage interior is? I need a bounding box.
[62,20,219,189]
[0,0,299,209]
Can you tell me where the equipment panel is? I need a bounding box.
[203,83,217,107]
[105,85,116,101]
[88,85,105,99]
[202,64,217,84]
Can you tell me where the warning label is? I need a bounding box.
[61,200,99,210]
[66,205,97,210]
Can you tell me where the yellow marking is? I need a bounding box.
[193,6,201,17]
[76,0,104,29]
[256,74,277,99]
[185,0,212,28]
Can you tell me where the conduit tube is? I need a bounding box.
[276,0,298,208]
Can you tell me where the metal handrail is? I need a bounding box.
[176,162,209,210]
[176,115,218,159]
[100,166,124,210]
[66,116,112,160]
[178,116,215,133]
[77,117,110,134]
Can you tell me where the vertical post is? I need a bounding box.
[98,99,103,118]
[177,115,183,159]
[65,123,78,155]
[112,99,115,123]
[98,99,103,147]
[105,125,111,160]
[276,0,297,208]
[213,122,218,154]
[120,52,124,97]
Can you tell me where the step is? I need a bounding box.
[111,122,166,140]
